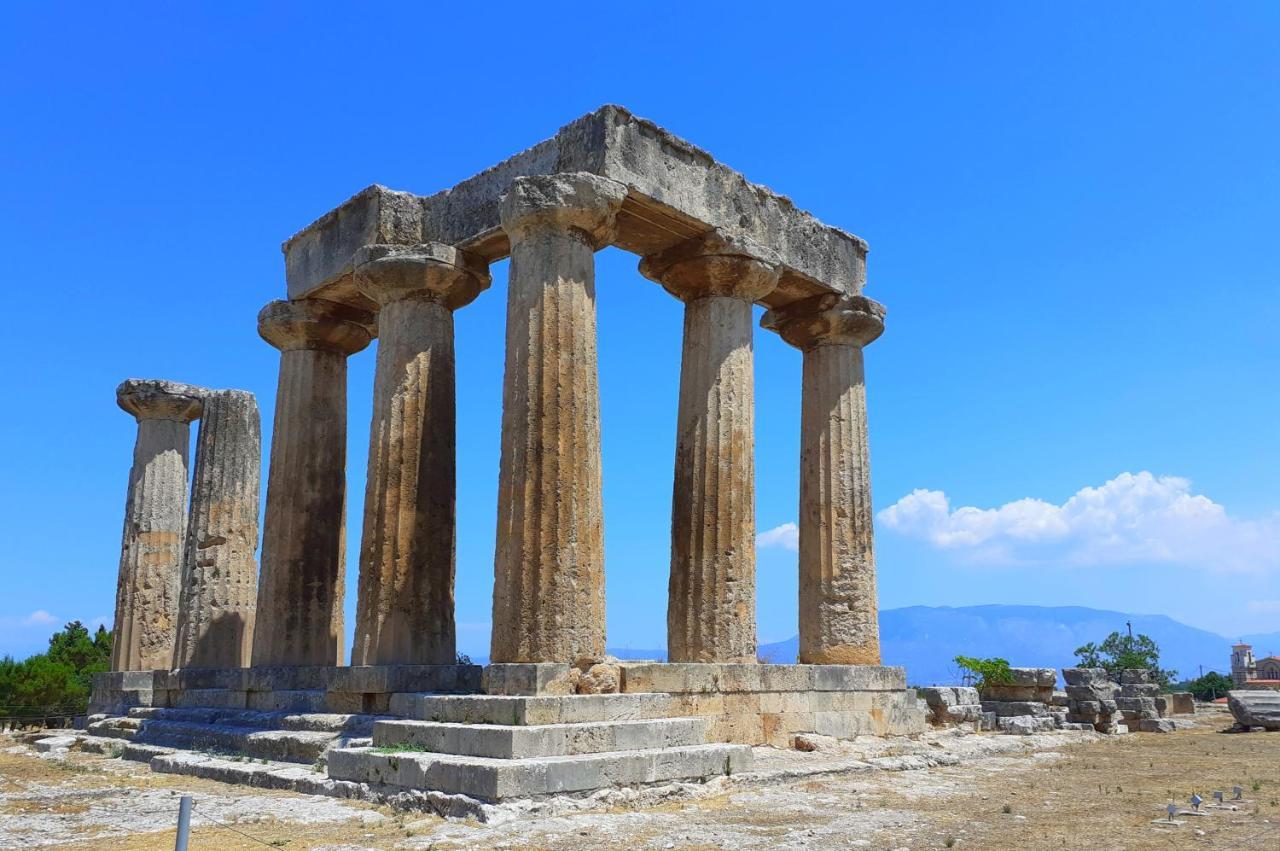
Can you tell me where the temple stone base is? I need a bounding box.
[90,664,482,716]
[618,663,925,746]
[86,661,922,801]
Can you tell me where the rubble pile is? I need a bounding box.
[1118,669,1175,733]
[918,687,983,727]
[1063,667,1128,734]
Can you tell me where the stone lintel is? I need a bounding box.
[283,105,867,308]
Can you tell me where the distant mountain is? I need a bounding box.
[758,604,1243,686]
[461,605,1259,685]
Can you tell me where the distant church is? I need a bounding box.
[1230,643,1280,688]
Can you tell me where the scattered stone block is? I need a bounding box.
[34,735,77,753]
[1169,693,1195,715]
[1228,690,1280,731]
[1062,668,1110,686]
[1139,718,1177,733]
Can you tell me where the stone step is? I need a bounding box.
[326,742,751,800]
[148,750,351,795]
[387,692,673,726]
[86,717,141,740]
[125,719,344,764]
[128,706,381,735]
[123,742,178,762]
[72,735,128,756]
[372,716,708,759]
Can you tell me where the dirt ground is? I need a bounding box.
[2,708,1278,850]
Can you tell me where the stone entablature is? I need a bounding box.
[281,106,866,312]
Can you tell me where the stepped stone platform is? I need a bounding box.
[86,662,923,802]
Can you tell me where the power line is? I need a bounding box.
[191,802,282,849]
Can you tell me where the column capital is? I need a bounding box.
[257,298,375,355]
[116,378,205,423]
[761,293,886,351]
[353,242,490,310]
[638,228,781,303]
[498,172,628,249]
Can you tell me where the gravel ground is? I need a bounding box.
[2,707,1277,850]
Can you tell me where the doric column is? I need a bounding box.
[173,390,262,669]
[640,230,781,663]
[111,379,205,671]
[251,299,373,667]
[761,294,886,665]
[350,243,490,665]
[490,173,627,664]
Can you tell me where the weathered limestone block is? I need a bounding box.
[1169,692,1195,715]
[1140,718,1177,733]
[918,686,983,727]
[252,299,373,667]
[1062,667,1111,686]
[760,294,886,665]
[490,173,626,664]
[173,390,261,669]
[981,684,1054,702]
[639,230,781,663]
[997,715,1056,735]
[1228,690,1280,730]
[982,700,1050,718]
[350,243,490,666]
[569,662,622,695]
[111,379,205,671]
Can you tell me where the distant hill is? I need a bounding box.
[759,604,1246,685]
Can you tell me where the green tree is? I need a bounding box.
[0,621,113,721]
[1074,631,1176,686]
[953,655,1014,689]
[1177,671,1233,702]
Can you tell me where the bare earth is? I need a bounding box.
[3,707,1278,850]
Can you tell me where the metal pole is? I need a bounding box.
[175,795,192,851]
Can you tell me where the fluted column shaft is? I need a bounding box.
[173,390,262,669]
[111,380,204,671]
[762,294,886,665]
[640,230,780,663]
[251,299,373,667]
[491,173,626,664]
[351,243,489,665]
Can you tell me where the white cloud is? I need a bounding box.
[877,472,1280,572]
[22,610,58,626]
[1246,601,1280,614]
[756,522,799,552]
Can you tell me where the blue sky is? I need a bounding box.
[1,2,1277,660]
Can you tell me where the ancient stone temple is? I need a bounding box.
[91,106,922,803]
